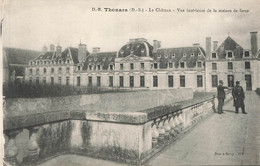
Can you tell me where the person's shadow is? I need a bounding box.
[223,109,236,114]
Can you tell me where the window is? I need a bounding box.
[120,64,124,70]
[88,65,91,70]
[43,77,46,85]
[66,77,69,86]
[30,69,32,74]
[130,63,134,70]
[227,52,233,58]
[140,76,145,87]
[245,62,250,69]
[180,75,185,87]
[197,62,202,68]
[59,67,62,73]
[66,67,70,73]
[119,76,124,87]
[44,68,47,73]
[180,62,185,68]
[227,75,234,87]
[141,63,144,69]
[97,76,101,86]
[153,76,158,87]
[169,63,173,68]
[78,66,81,71]
[110,65,113,70]
[212,63,217,70]
[67,60,70,63]
[212,53,216,58]
[29,77,32,84]
[44,61,46,65]
[36,77,39,85]
[109,76,113,87]
[51,68,54,73]
[58,77,62,85]
[154,63,158,69]
[37,61,39,65]
[211,75,218,87]
[36,68,39,75]
[168,75,174,87]
[129,76,134,88]
[52,60,54,64]
[197,75,203,87]
[51,77,54,85]
[88,76,92,86]
[59,60,62,64]
[97,65,101,70]
[245,51,250,57]
[77,76,80,86]
[228,62,233,70]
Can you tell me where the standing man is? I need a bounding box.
[232,81,247,114]
[217,80,229,114]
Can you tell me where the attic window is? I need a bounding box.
[180,62,185,68]
[110,65,113,70]
[78,66,81,71]
[30,62,33,65]
[89,65,92,70]
[89,58,92,61]
[52,60,54,64]
[102,58,106,61]
[37,61,39,65]
[191,54,194,57]
[169,62,173,68]
[172,54,175,58]
[197,62,202,68]
[157,55,161,58]
[227,51,233,58]
[97,65,101,70]
[183,54,186,57]
[212,53,217,58]
[67,60,70,63]
[165,54,168,58]
[108,57,112,61]
[94,58,97,61]
[154,63,158,69]
[59,60,62,64]
[245,51,250,57]
[44,61,46,65]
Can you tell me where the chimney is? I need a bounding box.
[78,43,87,62]
[153,40,161,53]
[213,41,218,51]
[92,47,100,53]
[193,43,200,47]
[50,44,55,52]
[250,31,258,56]
[42,45,47,53]
[206,37,211,59]
[56,45,62,55]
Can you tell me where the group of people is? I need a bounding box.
[217,80,247,114]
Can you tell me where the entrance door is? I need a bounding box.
[245,75,252,91]
[227,75,234,87]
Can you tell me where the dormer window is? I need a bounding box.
[245,51,250,57]
[110,65,113,70]
[89,65,92,70]
[108,57,112,61]
[169,62,173,68]
[94,58,97,61]
[89,58,92,61]
[191,53,194,57]
[30,62,33,65]
[227,51,233,58]
[52,60,54,64]
[97,65,101,70]
[154,63,158,69]
[59,60,62,64]
[165,54,168,58]
[212,53,217,58]
[157,55,161,58]
[44,61,46,65]
[141,49,145,53]
[172,54,175,58]
[180,62,185,68]
[197,62,202,68]
[183,54,186,57]
[37,61,39,65]
[67,59,70,64]
[78,66,81,71]
[102,58,106,61]
[120,50,124,54]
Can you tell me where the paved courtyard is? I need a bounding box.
[40,91,260,166]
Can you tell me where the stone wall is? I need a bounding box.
[5,89,193,116]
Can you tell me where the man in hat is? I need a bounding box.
[232,81,247,114]
[217,80,229,114]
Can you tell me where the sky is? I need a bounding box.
[3,0,260,52]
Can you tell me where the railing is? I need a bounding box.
[3,92,233,165]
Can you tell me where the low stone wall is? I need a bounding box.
[4,93,220,165]
[5,89,193,116]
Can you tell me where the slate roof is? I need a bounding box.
[57,47,83,64]
[83,52,117,70]
[215,36,244,59]
[34,51,56,61]
[4,47,40,65]
[154,46,206,68]
[118,41,154,58]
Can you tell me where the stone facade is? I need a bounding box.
[24,33,260,92]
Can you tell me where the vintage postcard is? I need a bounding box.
[1,0,260,165]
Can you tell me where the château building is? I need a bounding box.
[24,32,260,92]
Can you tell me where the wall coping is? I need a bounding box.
[4,95,215,131]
